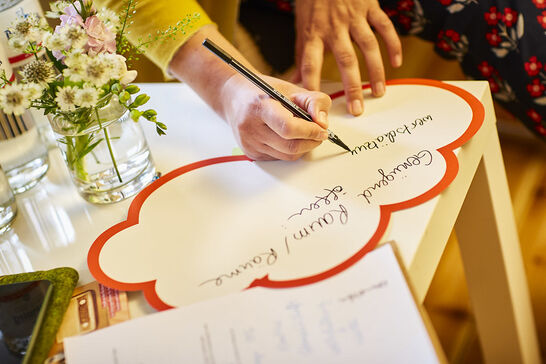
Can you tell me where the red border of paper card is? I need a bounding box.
[88,79,485,311]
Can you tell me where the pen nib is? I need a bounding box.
[327,130,352,152]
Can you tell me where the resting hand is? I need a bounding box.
[293,0,402,115]
[221,74,331,161]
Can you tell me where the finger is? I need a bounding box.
[368,7,402,68]
[264,132,323,159]
[299,37,324,91]
[263,100,328,141]
[292,91,331,129]
[329,33,364,116]
[350,20,385,98]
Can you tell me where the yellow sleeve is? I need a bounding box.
[94,0,214,77]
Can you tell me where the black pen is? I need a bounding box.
[202,38,351,152]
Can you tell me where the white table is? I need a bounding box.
[0,82,540,364]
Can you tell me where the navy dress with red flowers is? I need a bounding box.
[382,0,546,139]
[241,0,546,141]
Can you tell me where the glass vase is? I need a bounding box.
[49,97,156,204]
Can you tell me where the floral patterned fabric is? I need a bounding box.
[246,0,546,140]
[382,0,546,139]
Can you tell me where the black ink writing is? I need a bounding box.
[351,115,433,155]
[339,280,388,303]
[288,186,344,220]
[284,204,349,254]
[358,150,433,204]
[199,248,278,287]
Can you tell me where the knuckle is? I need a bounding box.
[336,51,357,68]
[346,84,364,96]
[287,139,301,154]
[300,60,318,76]
[278,119,292,138]
[360,33,379,49]
[375,13,394,30]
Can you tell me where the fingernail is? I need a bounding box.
[318,111,327,124]
[350,99,362,115]
[394,54,402,67]
[374,82,385,97]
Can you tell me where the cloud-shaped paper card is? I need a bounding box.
[88,79,484,310]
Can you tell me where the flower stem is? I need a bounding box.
[95,107,122,183]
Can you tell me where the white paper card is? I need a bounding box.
[67,244,441,364]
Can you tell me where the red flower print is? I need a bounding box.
[276,0,292,12]
[502,8,518,27]
[525,57,543,77]
[397,0,414,12]
[486,29,501,46]
[535,124,546,136]
[385,8,398,18]
[438,0,452,5]
[445,29,460,42]
[484,6,501,25]
[398,15,412,30]
[478,61,496,77]
[533,0,546,9]
[488,78,500,93]
[527,79,545,97]
[527,109,543,123]
[538,11,546,28]
[437,39,451,52]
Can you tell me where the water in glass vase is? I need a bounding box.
[51,98,156,204]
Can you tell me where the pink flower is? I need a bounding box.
[84,16,116,55]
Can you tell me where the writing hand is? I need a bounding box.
[222,74,331,161]
[293,0,402,115]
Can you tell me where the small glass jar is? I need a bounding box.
[50,97,156,204]
[0,165,16,233]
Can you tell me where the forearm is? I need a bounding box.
[167,25,257,121]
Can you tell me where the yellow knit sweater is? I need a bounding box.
[94,0,240,76]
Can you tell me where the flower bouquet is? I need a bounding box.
[0,0,197,203]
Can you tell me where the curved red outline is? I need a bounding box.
[88,155,252,310]
[88,79,484,310]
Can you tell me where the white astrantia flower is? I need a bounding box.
[0,83,31,115]
[55,86,78,112]
[46,0,71,18]
[8,13,49,45]
[81,55,110,86]
[63,52,88,82]
[97,8,120,31]
[22,83,43,101]
[102,54,137,85]
[61,25,88,50]
[20,59,56,87]
[75,86,99,108]
[42,32,68,51]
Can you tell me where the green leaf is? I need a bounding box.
[45,48,67,73]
